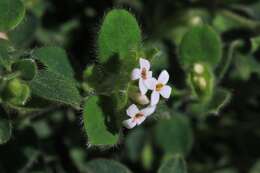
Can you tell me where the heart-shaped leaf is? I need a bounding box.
[179,25,222,69]
[155,114,193,156]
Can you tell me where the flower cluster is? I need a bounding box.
[123,58,172,129]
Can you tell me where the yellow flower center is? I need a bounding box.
[156,83,164,91]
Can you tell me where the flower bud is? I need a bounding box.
[0,32,8,40]
[193,63,204,74]
[188,63,214,102]
[2,79,31,105]
[129,86,149,105]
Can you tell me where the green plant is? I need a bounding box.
[1,0,260,172]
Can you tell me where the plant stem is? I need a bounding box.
[218,40,243,82]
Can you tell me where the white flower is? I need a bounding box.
[131,58,152,95]
[123,104,156,129]
[146,70,172,105]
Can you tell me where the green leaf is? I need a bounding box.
[98,9,141,63]
[158,155,187,173]
[0,0,25,31]
[29,70,81,108]
[179,25,222,69]
[86,159,132,173]
[0,116,12,144]
[168,8,210,45]
[83,96,119,146]
[88,54,136,95]
[0,39,14,70]
[32,47,74,79]
[12,59,37,81]
[155,114,193,156]
[8,12,39,47]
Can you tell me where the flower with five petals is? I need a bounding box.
[146,70,172,105]
[131,58,152,95]
[123,104,156,129]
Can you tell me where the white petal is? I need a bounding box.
[123,119,136,129]
[141,105,156,117]
[151,91,160,105]
[139,79,148,95]
[147,71,152,79]
[136,116,146,125]
[158,70,169,84]
[131,68,140,80]
[126,104,139,117]
[144,78,157,90]
[140,58,150,70]
[160,85,172,99]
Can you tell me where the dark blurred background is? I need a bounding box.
[1,0,260,173]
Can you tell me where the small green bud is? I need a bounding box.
[83,64,94,80]
[3,78,31,105]
[188,63,214,102]
[190,16,203,25]
[192,76,207,90]
[193,63,204,74]
[6,78,23,97]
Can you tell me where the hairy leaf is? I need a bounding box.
[98,9,141,63]
[0,0,25,31]
[32,47,74,79]
[29,70,81,108]
[83,96,119,146]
